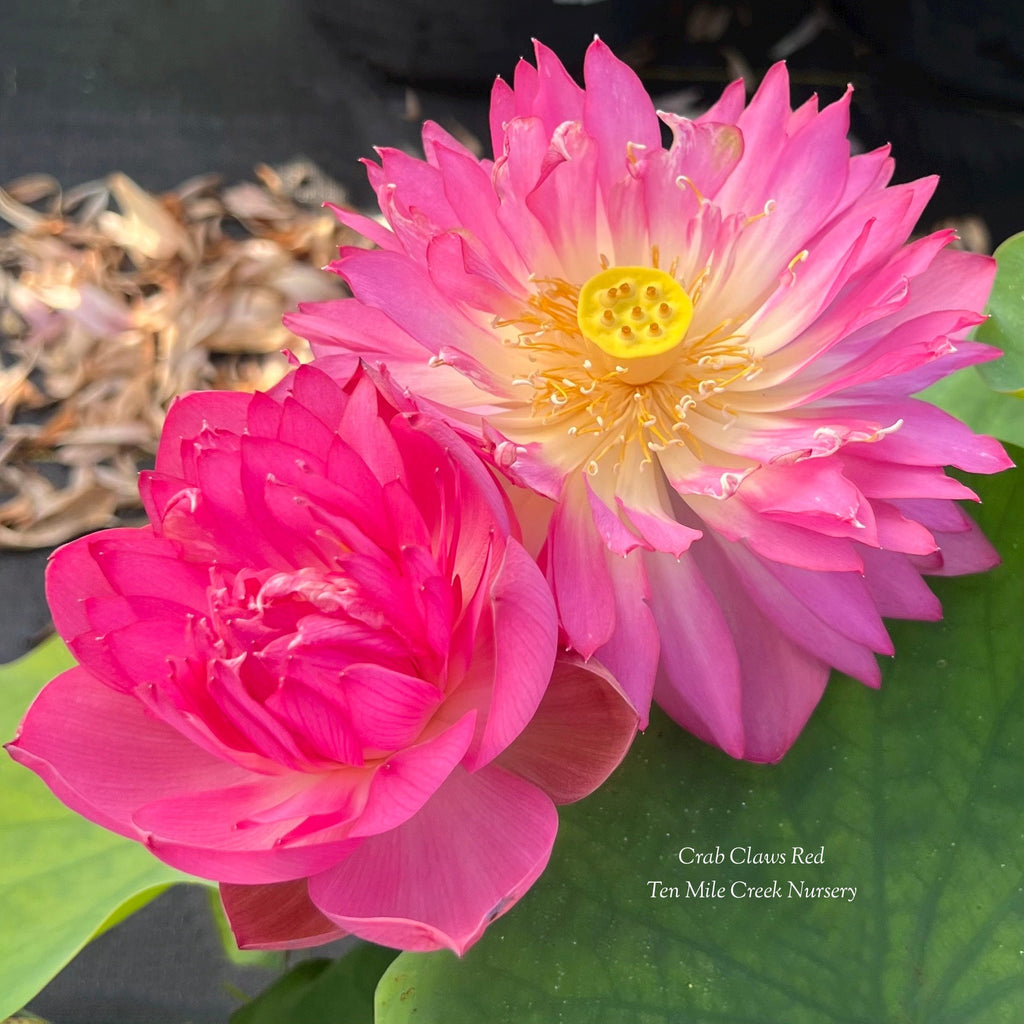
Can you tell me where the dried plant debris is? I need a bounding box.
[0,161,358,549]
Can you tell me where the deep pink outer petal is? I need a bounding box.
[496,654,637,805]
[5,666,252,841]
[220,880,347,951]
[308,764,557,954]
[9,667,366,884]
[463,538,557,770]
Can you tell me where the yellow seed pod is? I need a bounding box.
[577,267,693,360]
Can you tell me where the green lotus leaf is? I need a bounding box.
[0,636,194,1019]
[974,230,1024,394]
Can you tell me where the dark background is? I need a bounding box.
[3,1,1023,1020]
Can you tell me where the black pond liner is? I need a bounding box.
[27,887,285,1024]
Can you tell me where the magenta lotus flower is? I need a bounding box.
[289,41,1012,762]
[6,362,636,954]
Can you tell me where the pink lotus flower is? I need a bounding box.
[6,362,636,954]
[290,41,1012,762]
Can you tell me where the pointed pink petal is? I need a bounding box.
[730,622,831,764]
[604,170,649,265]
[680,538,832,762]
[583,38,661,191]
[921,520,1001,577]
[327,200,400,250]
[839,453,978,502]
[658,116,744,199]
[492,116,562,274]
[374,145,457,236]
[511,55,540,115]
[46,528,204,639]
[270,664,444,762]
[696,73,747,124]
[596,549,659,725]
[843,399,1012,475]
[428,139,523,279]
[525,122,599,281]
[871,502,938,555]
[529,39,585,129]
[188,446,290,569]
[714,541,889,688]
[645,549,744,757]
[425,233,521,316]
[831,144,894,218]
[724,90,852,294]
[888,496,973,533]
[736,459,878,545]
[207,659,330,768]
[335,249,504,371]
[859,546,942,620]
[45,530,203,691]
[618,501,704,557]
[712,62,791,210]
[157,391,250,478]
[548,476,616,658]
[489,74,516,157]
[585,476,646,555]
[286,296,426,363]
[688,490,864,572]
[873,247,995,332]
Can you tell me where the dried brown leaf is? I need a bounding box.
[0,160,355,548]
